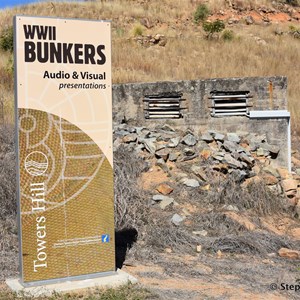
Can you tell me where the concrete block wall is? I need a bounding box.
[112,76,289,168]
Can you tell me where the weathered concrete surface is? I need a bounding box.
[112,76,287,125]
[112,76,289,168]
[6,270,138,297]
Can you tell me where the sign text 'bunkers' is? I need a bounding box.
[23,25,106,65]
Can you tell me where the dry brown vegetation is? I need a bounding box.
[0,125,16,217]
[0,126,18,282]
[114,145,150,230]
[113,144,300,299]
[0,0,299,130]
[0,283,155,300]
[112,142,298,252]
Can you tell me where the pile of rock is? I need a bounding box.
[114,123,300,208]
[133,34,167,47]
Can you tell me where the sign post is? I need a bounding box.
[14,16,115,285]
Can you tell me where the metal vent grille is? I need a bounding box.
[210,91,252,117]
[144,93,185,119]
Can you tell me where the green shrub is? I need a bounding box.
[116,27,125,37]
[194,4,210,24]
[203,20,225,38]
[0,27,14,52]
[286,0,299,7]
[288,24,300,38]
[222,29,235,41]
[132,23,144,37]
[6,55,14,74]
[289,24,299,33]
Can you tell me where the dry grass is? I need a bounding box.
[0,127,17,280]
[0,283,155,300]
[0,50,14,124]
[0,125,18,281]
[207,231,297,254]
[0,217,18,281]
[206,0,272,11]
[0,125,16,218]
[114,145,150,231]
[207,175,287,216]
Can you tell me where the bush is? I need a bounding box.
[222,29,235,41]
[208,175,286,216]
[286,0,299,6]
[132,23,144,37]
[194,4,210,24]
[0,27,14,53]
[114,146,149,230]
[288,25,300,39]
[289,25,299,33]
[6,55,14,74]
[203,20,225,38]
[0,125,16,218]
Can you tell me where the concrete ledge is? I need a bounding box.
[5,269,138,297]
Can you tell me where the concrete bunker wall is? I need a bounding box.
[112,76,289,168]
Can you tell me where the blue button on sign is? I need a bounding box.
[101,234,110,243]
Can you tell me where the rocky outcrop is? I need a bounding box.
[134,34,167,47]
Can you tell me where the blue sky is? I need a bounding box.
[0,0,83,9]
[0,0,42,9]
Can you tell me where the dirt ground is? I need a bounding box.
[1,249,299,299]
[123,253,300,300]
